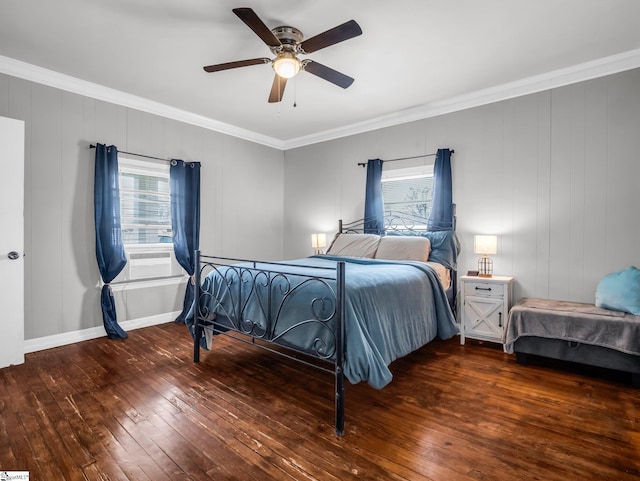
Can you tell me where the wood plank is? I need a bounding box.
[0,323,637,480]
[0,369,67,479]
[0,369,42,477]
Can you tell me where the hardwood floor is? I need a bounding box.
[0,322,637,480]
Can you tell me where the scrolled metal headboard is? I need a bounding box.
[339,208,456,235]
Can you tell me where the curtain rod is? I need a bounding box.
[357,150,454,167]
[89,144,172,163]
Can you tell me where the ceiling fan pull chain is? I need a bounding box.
[293,77,297,107]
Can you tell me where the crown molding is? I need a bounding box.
[0,55,285,150]
[2,48,640,152]
[282,47,640,150]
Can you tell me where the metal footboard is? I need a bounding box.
[192,250,346,436]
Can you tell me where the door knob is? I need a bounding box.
[7,251,21,260]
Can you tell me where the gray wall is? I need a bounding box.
[3,66,639,341]
[283,68,640,304]
[0,73,284,341]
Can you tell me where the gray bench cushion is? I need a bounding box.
[504,298,640,357]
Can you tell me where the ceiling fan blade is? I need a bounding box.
[203,58,270,73]
[268,75,287,103]
[232,7,281,48]
[303,61,354,89]
[298,20,362,54]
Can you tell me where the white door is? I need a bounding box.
[0,116,25,368]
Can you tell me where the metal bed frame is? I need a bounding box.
[192,213,456,436]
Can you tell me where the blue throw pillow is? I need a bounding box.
[386,230,459,270]
[595,266,640,315]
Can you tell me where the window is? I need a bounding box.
[119,157,172,245]
[381,165,434,224]
[113,157,183,282]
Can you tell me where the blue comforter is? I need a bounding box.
[190,255,458,389]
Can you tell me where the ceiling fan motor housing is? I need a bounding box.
[270,26,304,53]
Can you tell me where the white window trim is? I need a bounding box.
[381,164,434,182]
[107,275,187,292]
[119,155,169,177]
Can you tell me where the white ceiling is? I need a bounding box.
[1,0,640,149]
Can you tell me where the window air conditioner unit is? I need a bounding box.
[128,251,172,280]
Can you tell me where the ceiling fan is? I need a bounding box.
[203,8,362,103]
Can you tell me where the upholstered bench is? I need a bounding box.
[504,298,640,387]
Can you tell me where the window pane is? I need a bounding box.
[119,170,172,245]
[382,176,433,220]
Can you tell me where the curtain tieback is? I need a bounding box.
[190,275,196,286]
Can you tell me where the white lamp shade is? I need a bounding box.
[311,233,327,249]
[474,235,497,255]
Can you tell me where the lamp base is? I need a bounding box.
[478,255,493,277]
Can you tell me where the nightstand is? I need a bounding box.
[459,275,513,345]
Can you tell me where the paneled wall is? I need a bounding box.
[0,73,284,341]
[283,68,640,304]
[2,66,639,342]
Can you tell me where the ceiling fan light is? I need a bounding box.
[273,52,301,79]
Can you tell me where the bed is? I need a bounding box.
[188,213,459,435]
[504,298,640,387]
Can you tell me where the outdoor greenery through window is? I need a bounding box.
[381,165,434,224]
[118,157,172,245]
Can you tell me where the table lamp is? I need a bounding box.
[474,235,497,277]
[311,233,327,255]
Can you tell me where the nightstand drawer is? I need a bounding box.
[464,281,504,298]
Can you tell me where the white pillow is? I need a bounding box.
[326,233,380,258]
[374,236,431,262]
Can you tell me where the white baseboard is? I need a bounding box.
[23,310,182,354]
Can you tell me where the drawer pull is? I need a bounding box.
[499,312,502,328]
[475,287,492,291]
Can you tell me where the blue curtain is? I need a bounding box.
[364,158,385,233]
[170,159,201,323]
[427,148,454,231]
[94,143,128,339]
